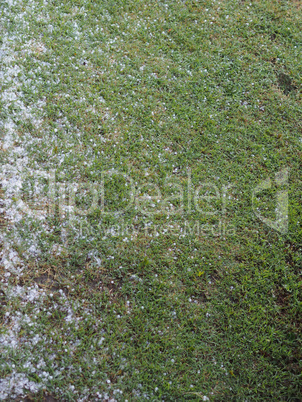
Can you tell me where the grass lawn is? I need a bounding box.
[0,0,301,400]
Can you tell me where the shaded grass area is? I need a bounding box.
[0,0,301,400]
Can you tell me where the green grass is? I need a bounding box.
[0,0,301,400]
